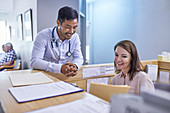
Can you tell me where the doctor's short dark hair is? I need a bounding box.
[57,6,78,24]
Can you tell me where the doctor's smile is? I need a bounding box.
[57,18,78,41]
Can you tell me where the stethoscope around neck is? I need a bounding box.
[51,26,72,59]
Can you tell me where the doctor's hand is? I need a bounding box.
[61,62,78,77]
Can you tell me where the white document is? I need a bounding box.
[86,77,109,92]
[83,67,101,78]
[9,72,54,86]
[83,66,115,78]
[9,81,84,103]
[26,93,110,113]
[159,71,169,83]
[146,65,158,81]
[105,66,115,75]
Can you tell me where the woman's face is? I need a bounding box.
[114,46,131,73]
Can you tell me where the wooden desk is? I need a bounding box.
[0,70,94,113]
[141,60,158,70]
[1,60,165,112]
[158,60,170,70]
[44,63,116,91]
[44,60,159,91]
[157,61,170,84]
[140,60,170,84]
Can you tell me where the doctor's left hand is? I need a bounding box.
[61,62,78,77]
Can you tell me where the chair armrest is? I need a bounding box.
[0,65,14,70]
[4,69,20,71]
[0,61,15,70]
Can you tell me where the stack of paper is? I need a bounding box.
[26,94,110,113]
[145,64,158,81]
[83,66,115,78]
[159,71,170,83]
[9,81,84,103]
[9,72,54,86]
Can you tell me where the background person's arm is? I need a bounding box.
[1,61,12,66]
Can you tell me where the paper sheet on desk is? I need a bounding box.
[145,65,158,81]
[9,72,54,86]
[83,66,115,78]
[9,81,84,103]
[26,94,110,113]
[159,71,169,83]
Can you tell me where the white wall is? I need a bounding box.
[89,0,170,64]
[37,0,79,32]
[0,0,13,13]
[135,0,170,60]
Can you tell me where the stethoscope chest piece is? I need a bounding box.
[51,38,57,43]
[66,52,72,57]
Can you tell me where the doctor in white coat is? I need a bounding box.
[31,6,83,77]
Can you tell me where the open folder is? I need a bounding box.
[9,81,84,103]
[9,72,54,86]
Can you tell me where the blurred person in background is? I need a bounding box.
[0,42,17,66]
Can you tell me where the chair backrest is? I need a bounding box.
[13,59,21,69]
[89,82,130,101]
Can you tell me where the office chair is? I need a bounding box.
[0,59,21,71]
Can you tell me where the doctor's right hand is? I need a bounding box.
[61,62,78,77]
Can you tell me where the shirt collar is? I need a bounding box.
[7,49,13,53]
[119,71,129,79]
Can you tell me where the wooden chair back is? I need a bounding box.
[89,82,130,101]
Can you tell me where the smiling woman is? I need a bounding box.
[111,40,155,95]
